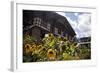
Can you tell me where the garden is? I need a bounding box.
[23,33,91,62]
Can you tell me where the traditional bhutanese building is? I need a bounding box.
[23,10,76,42]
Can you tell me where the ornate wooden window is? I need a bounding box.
[47,23,51,31]
[54,27,58,35]
[33,17,41,26]
[61,30,63,36]
[66,34,68,38]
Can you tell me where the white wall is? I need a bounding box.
[0,0,100,73]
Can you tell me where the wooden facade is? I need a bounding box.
[23,10,76,42]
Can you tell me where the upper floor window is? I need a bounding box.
[66,34,68,38]
[47,23,51,31]
[33,17,41,25]
[54,27,58,35]
[61,30,63,36]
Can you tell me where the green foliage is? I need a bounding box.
[23,34,35,44]
[79,47,91,59]
[23,33,91,62]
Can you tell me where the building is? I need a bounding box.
[23,10,76,42]
[78,37,91,49]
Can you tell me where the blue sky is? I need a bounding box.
[56,12,91,38]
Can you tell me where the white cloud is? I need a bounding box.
[64,13,91,38]
[77,14,91,38]
[56,12,91,38]
[74,13,78,16]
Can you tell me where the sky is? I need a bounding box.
[56,12,91,38]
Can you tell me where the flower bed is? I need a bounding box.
[23,33,91,62]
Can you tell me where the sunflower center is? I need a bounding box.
[49,51,53,54]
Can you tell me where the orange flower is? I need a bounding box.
[47,49,56,60]
[24,44,32,54]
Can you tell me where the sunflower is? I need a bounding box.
[48,33,53,37]
[31,44,36,54]
[47,49,56,61]
[24,44,32,54]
